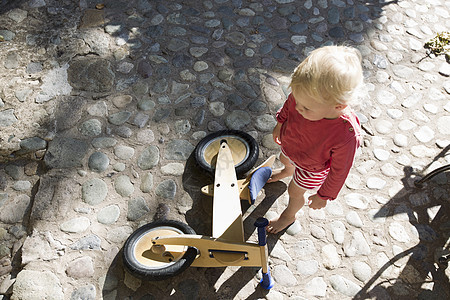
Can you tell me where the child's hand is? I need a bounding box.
[272,123,282,145]
[307,194,327,210]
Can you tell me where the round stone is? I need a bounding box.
[108,111,132,125]
[114,145,135,160]
[127,196,150,221]
[164,140,194,160]
[398,119,417,131]
[373,148,390,161]
[193,61,208,72]
[137,145,160,170]
[389,222,410,243]
[97,205,120,224]
[321,244,341,269]
[209,102,225,116]
[92,137,117,148]
[344,193,369,209]
[88,152,109,172]
[437,116,450,135]
[414,126,434,143]
[79,119,102,136]
[330,221,346,244]
[393,134,408,147]
[114,175,134,197]
[161,163,184,176]
[296,260,319,276]
[174,120,191,135]
[367,177,386,190]
[82,178,107,205]
[60,217,90,233]
[225,110,251,130]
[255,114,277,131]
[346,211,363,228]
[155,179,177,199]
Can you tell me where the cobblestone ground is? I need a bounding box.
[0,0,449,299]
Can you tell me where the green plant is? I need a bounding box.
[424,32,450,56]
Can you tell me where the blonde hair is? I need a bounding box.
[290,45,364,106]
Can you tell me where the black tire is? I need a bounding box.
[194,130,259,176]
[122,220,197,281]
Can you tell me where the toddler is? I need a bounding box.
[267,45,364,234]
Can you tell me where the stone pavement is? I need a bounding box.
[0,0,449,299]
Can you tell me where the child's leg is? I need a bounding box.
[267,180,306,234]
[267,152,295,183]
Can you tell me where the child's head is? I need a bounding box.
[290,45,364,107]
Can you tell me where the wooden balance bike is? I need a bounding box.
[122,130,275,289]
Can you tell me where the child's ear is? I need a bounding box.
[335,104,348,111]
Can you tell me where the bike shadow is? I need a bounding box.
[353,157,450,299]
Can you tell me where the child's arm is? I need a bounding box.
[272,122,282,145]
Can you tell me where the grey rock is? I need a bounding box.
[164,140,194,160]
[0,109,18,127]
[82,178,107,205]
[137,146,160,170]
[255,114,277,131]
[66,256,94,279]
[79,119,102,137]
[272,265,297,287]
[70,235,102,250]
[88,152,109,172]
[114,175,134,197]
[115,126,133,138]
[0,30,15,41]
[155,179,177,199]
[108,111,132,125]
[330,275,361,297]
[68,57,115,92]
[87,101,108,117]
[4,52,19,69]
[167,38,189,52]
[44,137,88,169]
[97,205,120,224]
[153,108,171,122]
[0,194,30,224]
[92,137,117,148]
[127,196,150,221]
[55,96,87,131]
[12,270,64,300]
[5,164,24,180]
[344,230,371,256]
[138,98,156,111]
[12,180,31,191]
[70,284,96,300]
[140,173,154,193]
[60,217,90,233]
[225,110,251,130]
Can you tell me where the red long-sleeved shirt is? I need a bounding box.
[276,94,362,200]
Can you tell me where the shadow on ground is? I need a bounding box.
[354,148,450,299]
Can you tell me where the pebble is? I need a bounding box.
[97,205,120,225]
[60,217,90,233]
[114,175,134,197]
[155,179,177,199]
[127,196,150,221]
[88,152,109,172]
[321,244,341,269]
